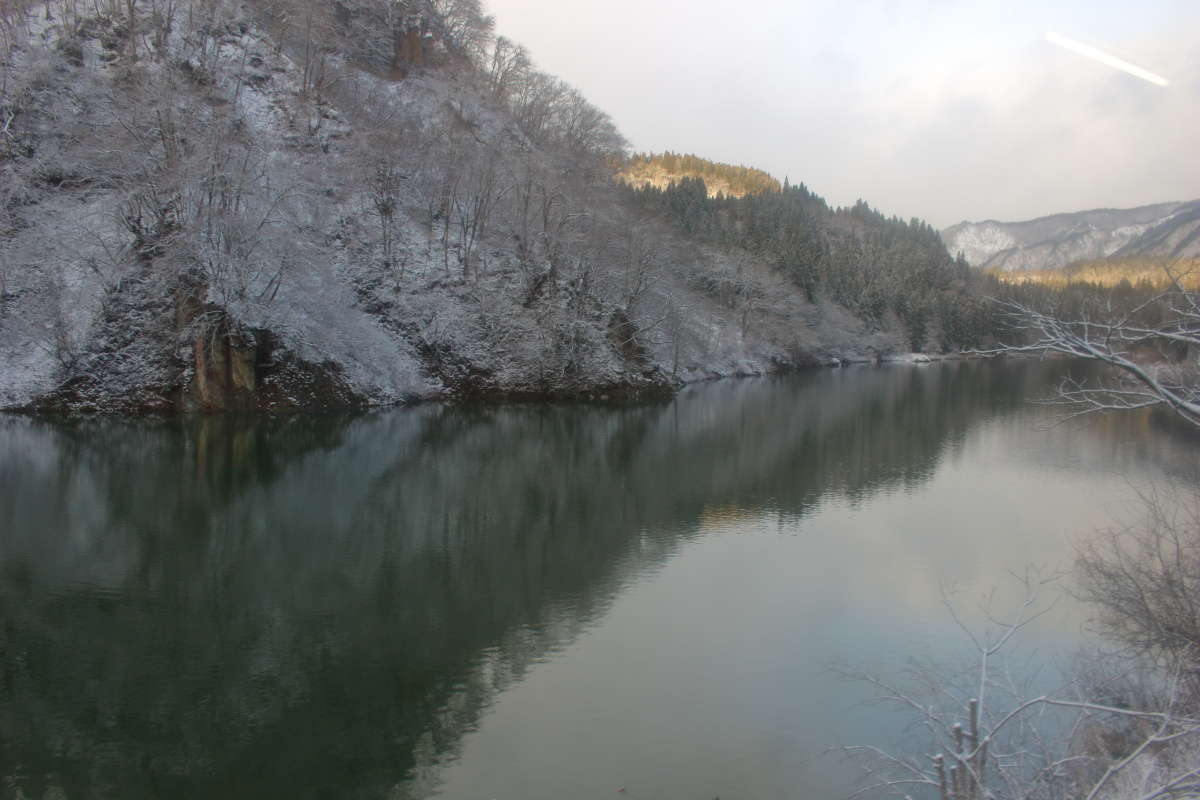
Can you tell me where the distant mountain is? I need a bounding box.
[942,200,1200,271]
[617,152,781,198]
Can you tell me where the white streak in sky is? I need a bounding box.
[1046,32,1170,87]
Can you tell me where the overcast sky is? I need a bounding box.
[485,0,1200,229]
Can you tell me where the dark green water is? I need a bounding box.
[0,361,1192,800]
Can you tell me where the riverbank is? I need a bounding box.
[3,346,1007,416]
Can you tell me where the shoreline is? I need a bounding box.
[0,351,1028,418]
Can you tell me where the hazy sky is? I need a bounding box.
[485,0,1200,228]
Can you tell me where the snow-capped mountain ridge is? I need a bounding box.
[942,200,1200,271]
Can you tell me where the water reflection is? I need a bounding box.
[0,361,1190,799]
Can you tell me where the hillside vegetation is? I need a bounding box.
[988,258,1200,290]
[0,0,984,414]
[625,180,999,351]
[617,152,782,198]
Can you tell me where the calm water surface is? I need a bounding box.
[0,361,1194,800]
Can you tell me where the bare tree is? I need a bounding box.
[502,158,541,273]
[485,35,529,104]
[0,0,37,77]
[146,0,179,55]
[429,0,493,65]
[510,70,565,143]
[124,0,137,60]
[663,297,689,379]
[609,223,661,316]
[838,572,1200,800]
[365,155,405,274]
[0,243,9,321]
[499,161,591,304]
[991,264,1200,428]
[555,85,626,157]
[181,133,299,303]
[1075,479,1200,674]
[451,145,508,280]
[973,268,1200,800]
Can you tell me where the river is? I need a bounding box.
[0,360,1194,800]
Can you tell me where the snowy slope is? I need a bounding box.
[0,0,900,413]
[942,201,1200,271]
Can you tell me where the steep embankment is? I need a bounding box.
[943,200,1200,271]
[0,0,915,414]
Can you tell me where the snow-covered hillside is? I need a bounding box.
[942,201,1200,271]
[0,0,904,413]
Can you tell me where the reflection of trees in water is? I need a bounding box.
[0,361,1172,800]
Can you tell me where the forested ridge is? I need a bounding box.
[623,175,1001,351]
[618,152,782,198]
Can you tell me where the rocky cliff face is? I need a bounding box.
[943,201,1200,271]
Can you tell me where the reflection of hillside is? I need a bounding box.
[0,361,1138,799]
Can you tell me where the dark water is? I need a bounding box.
[0,361,1193,800]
